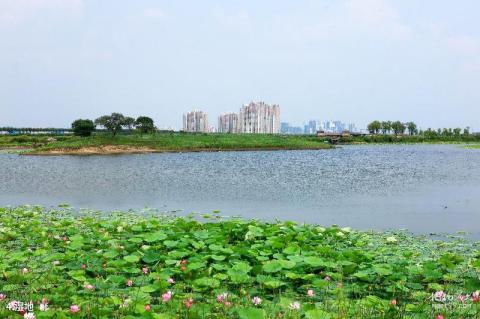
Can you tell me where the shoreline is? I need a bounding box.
[22,145,333,156]
[9,142,480,156]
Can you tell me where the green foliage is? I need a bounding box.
[0,206,479,318]
[94,113,131,136]
[237,307,265,319]
[406,121,417,135]
[367,121,382,134]
[391,121,406,135]
[135,116,156,134]
[71,119,95,137]
[21,132,332,154]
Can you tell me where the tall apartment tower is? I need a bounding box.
[183,110,209,133]
[238,101,280,134]
[218,113,239,133]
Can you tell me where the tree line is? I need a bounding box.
[367,121,471,137]
[72,113,156,137]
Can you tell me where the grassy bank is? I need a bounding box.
[0,206,479,318]
[339,134,480,144]
[0,133,332,155]
[1,133,480,155]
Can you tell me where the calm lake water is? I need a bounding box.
[1,145,479,236]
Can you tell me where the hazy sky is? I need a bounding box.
[0,0,479,130]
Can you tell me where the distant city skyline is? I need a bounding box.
[281,120,359,135]
[187,101,281,133]
[1,1,479,131]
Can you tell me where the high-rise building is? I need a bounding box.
[218,113,238,133]
[348,123,357,133]
[303,120,324,134]
[281,122,303,134]
[238,101,280,134]
[281,122,290,134]
[183,110,209,133]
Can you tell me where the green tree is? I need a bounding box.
[424,128,437,139]
[453,128,462,137]
[95,113,129,136]
[380,121,392,134]
[135,116,156,134]
[367,121,382,134]
[463,127,470,136]
[391,121,406,135]
[407,122,417,135]
[442,128,453,137]
[71,119,95,137]
[123,117,136,131]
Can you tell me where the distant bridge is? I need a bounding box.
[316,130,368,144]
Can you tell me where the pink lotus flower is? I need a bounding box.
[21,268,29,274]
[84,284,95,291]
[217,293,228,303]
[181,259,187,265]
[436,315,444,319]
[162,291,172,303]
[180,266,187,271]
[144,304,151,311]
[307,289,314,297]
[224,301,232,307]
[81,264,86,270]
[142,267,149,274]
[457,294,466,303]
[126,279,133,287]
[324,276,331,281]
[391,299,397,306]
[69,304,80,314]
[0,293,6,301]
[252,296,262,306]
[472,291,480,303]
[184,298,193,309]
[167,277,175,284]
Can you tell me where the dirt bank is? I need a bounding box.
[23,145,332,155]
[24,145,161,155]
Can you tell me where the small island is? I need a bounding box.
[1,113,479,155]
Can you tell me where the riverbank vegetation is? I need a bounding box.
[2,133,330,155]
[339,134,480,144]
[0,206,479,318]
[1,115,479,155]
[364,121,479,142]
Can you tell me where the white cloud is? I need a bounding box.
[0,0,83,27]
[265,0,412,45]
[212,8,251,31]
[446,35,480,79]
[345,0,397,25]
[344,0,412,38]
[143,8,166,19]
[447,35,480,55]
